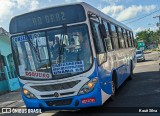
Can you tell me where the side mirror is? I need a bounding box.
[98,24,107,39]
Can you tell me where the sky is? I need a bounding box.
[0,0,160,35]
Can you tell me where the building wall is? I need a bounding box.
[0,27,20,93]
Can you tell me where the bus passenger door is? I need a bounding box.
[89,19,112,95]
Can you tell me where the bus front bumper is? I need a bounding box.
[22,87,102,110]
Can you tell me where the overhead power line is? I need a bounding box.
[122,14,145,23]
[123,9,160,24]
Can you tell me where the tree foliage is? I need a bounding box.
[135,29,160,46]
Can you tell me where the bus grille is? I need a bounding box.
[45,98,73,106]
[31,80,80,91]
[41,92,75,98]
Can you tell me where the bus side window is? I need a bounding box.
[132,32,135,47]
[90,21,105,54]
[118,27,125,48]
[122,29,128,48]
[130,31,134,47]
[110,23,119,50]
[127,31,131,47]
[103,20,113,51]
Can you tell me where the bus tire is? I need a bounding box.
[110,71,117,101]
[128,60,133,80]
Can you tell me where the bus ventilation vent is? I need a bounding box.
[31,80,80,91]
[45,98,73,106]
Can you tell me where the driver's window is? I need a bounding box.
[90,21,105,54]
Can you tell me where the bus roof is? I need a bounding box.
[10,2,132,34]
[80,2,132,31]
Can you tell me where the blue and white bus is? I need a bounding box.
[9,2,136,110]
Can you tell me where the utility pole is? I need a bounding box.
[153,15,160,31]
[154,16,160,71]
[153,15,160,45]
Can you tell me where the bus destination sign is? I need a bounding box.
[10,4,86,34]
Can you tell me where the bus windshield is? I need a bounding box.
[11,24,92,80]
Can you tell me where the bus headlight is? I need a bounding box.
[78,77,98,95]
[23,89,36,99]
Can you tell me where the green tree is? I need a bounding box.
[135,29,160,47]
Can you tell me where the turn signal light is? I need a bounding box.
[23,89,29,95]
[88,82,93,88]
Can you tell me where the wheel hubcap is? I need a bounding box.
[112,81,115,94]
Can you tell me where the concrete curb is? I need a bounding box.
[0,100,18,107]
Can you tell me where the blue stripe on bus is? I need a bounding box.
[97,60,131,94]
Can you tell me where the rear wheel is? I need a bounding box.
[128,61,133,80]
[110,71,117,101]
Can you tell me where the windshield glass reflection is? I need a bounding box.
[47,24,92,79]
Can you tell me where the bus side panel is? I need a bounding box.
[116,65,127,88]
[114,48,135,88]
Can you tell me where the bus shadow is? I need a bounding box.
[137,59,153,63]
[53,80,130,116]
[53,71,160,116]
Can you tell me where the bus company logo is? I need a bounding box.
[53,92,59,97]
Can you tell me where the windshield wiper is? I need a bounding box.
[24,32,42,62]
[58,24,67,63]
